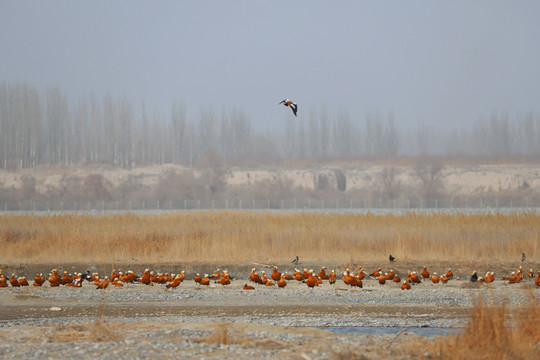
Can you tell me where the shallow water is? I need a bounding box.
[317,326,461,337]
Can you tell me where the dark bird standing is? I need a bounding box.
[389,254,395,262]
[279,99,298,116]
[291,256,299,265]
[521,253,525,262]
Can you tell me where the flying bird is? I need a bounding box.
[279,99,298,116]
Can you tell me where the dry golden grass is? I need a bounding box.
[47,322,124,343]
[0,212,538,264]
[425,295,540,360]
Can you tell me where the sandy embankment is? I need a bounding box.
[1,163,539,196]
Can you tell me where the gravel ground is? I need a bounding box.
[1,275,538,359]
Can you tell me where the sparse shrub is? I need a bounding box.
[83,174,112,201]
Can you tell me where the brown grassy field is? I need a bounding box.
[427,295,540,360]
[0,212,538,264]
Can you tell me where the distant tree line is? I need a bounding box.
[1,80,540,169]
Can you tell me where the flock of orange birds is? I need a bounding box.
[1,265,539,290]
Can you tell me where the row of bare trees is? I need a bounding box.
[1,80,540,169]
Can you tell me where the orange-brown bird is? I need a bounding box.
[351,275,363,288]
[370,267,382,277]
[96,276,109,290]
[283,272,293,281]
[166,275,182,289]
[446,269,454,279]
[0,271,7,287]
[317,267,329,280]
[33,273,45,286]
[401,281,411,290]
[60,271,73,286]
[508,272,519,284]
[123,271,137,283]
[430,272,439,284]
[261,271,270,284]
[72,273,83,287]
[410,271,421,284]
[516,273,524,283]
[271,266,281,282]
[194,273,202,284]
[421,267,430,281]
[249,269,259,284]
[243,283,255,290]
[218,271,231,286]
[18,277,29,287]
[306,274,318,289]
[252,271,263,285]
[200,274,211,286]
[306,271,318,288]
[393,275,401,283]
[294,269,304,282]
[139,269,152,285]
[377,272,386,285]
[329,270,336,285]
[342,271,352,286]
[357,268,366,281]
[535,272,540,287]
[210,269,221,281]
[278,99,298,116]
[49,269,61,286]
[10,274,20,287]
[278,275,287,288]
[155,273,165,284]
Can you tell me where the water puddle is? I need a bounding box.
[317,326,461,337]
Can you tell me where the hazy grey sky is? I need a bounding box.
[1,1,539,131]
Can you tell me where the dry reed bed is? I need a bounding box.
[423,296,540,360]
[0,212,538,264]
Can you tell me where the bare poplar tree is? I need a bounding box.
[416,121,429,155]
[384,113,399,157]
[332,109,353,157]
[319,103,330,156]
[171,99,187,162]
[283,116,297,158]
[414,156,445,200]
[379,166,401,200]
[308,106,319,157]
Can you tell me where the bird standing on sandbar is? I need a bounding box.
[279,99,298,116]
